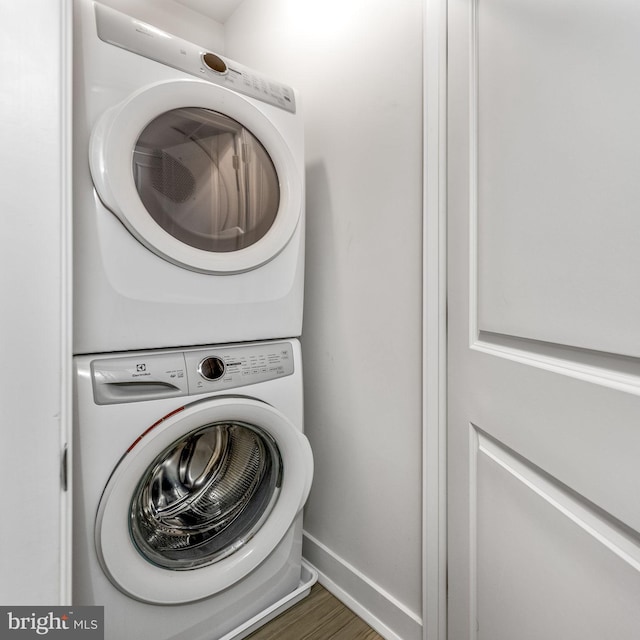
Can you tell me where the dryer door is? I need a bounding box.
[96,397,313,604]
[90,79,302,274]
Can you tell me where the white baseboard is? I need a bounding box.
[302,531,423,640]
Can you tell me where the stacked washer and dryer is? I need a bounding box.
[72,3,314,639]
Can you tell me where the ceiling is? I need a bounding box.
[174,0,246,23]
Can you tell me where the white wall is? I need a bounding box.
[225,4,424,639]
[0,0,72,604]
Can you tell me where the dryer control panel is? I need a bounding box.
[94,2,296,113]
[92,342,295,405]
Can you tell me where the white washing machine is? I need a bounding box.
[73,339,314,640]
[73,1,305,354]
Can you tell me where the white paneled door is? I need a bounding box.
[447,0,640,638]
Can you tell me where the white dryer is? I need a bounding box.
[73,339,314,640]
[73,1,305,354]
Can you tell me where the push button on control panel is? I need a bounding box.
[198,356,226,381]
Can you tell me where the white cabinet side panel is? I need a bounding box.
[0,0,71,605]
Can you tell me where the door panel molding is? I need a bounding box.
[474,428,640,572]
[467,0,480,350]
[471,427,640,639]
[470,0,640,358]
[472,332,640,396]
[467,0,640,394]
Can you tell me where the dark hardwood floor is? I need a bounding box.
[245,583,385,640]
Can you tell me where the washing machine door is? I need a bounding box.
[90,79,302,274]
[96,397,313,604]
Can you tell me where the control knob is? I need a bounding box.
[202,53,227,74]
[198,356,225,381]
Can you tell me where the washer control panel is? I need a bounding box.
[92,342,294,405]
[95,2,296,113]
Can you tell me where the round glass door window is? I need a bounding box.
[129,421,282,570]
[132,108,280,253]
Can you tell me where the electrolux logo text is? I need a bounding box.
[0,607,103,639]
